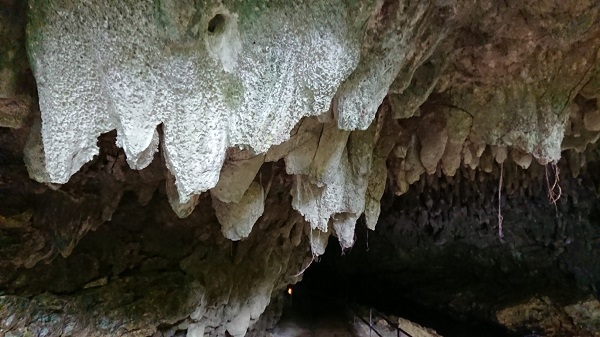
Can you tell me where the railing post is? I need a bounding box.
[369,309,372,337]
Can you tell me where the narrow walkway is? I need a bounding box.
[270,315,361,337]
[269,288,364,337]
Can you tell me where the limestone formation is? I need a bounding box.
[27,0,363,198]
[213,181,265,241]
[496,297,600,336]
[0,0,600,336]
[22,0,600,254]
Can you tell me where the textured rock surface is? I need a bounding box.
[0,131,312,337]
[27,0,364,199]
[213,181,265,241]
[0,0,600,336]
[22,0,600,252]
[496,296,600,336]
[0,0,32,128]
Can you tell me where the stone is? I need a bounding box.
[211,152,265,204]
[27,0,364,203]
[441,109,472,175]
[0,1,28,100]
[479,147,494,173]
[389,56,446,120]
[441,142,463,176]
[277,118,323,173]
[0,97,31,128]
[289,121,376,241]
[226,308,251,337]
[186,323,205,337]
[335,1,448,130]
[493,146,508,164]
[403,135,426,184]
[3,1,600,336]
[397,317,443,337]
[364,158,387,230]
[332,212,360,249]
[307,226,331,256]
[564,297,600,332]
[213,181,265,241]
[496,297,578,335]
[166,172,200,219]
[418,112,448,175]
[23,118,50,183]
[364,110,399,230]
[511,149,533,169]
[580,69,600,99]
[395,170,410,196]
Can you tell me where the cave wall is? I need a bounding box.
[309,145,600,336]
[1,131,314,336]
[0,0,600,336]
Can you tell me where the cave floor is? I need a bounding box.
[270,317,363,337]
[269,293,366,337]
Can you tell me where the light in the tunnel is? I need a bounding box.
[287,287,293,296]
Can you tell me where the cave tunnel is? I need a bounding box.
[277,157,600,337]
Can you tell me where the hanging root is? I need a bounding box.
[498,162,504,240]
[545,161,562,209]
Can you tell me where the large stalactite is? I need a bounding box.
[1,0,600,336]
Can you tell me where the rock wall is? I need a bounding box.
[307,145,600,336]
[1,131,314,337]
[0,0,600,335]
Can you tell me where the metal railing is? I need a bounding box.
[287,286,414,337]
[351,307,383,337]
[349,305,414,337]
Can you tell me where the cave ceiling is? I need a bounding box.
[1,0,600,336]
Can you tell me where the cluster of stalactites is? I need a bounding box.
[22,0,600,256]
[24,0,445,254]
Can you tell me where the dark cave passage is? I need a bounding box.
[281,158,600,337]
[272,283,360,337]
[272,155,600,337]
[291,234,520,337]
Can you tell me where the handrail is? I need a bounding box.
[371,307,414,337]
[353,308,384,337]
[348,305,384,337]
[348,304,413,337]
[288,286,414,337]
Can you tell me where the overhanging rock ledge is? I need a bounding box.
[0,0,599,336]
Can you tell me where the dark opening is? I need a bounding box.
[274,159,600,337]
[291,234,518,337]
[207,14,226,34]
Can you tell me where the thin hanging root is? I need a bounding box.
[545,161,562,207]
[498,162,504,240]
